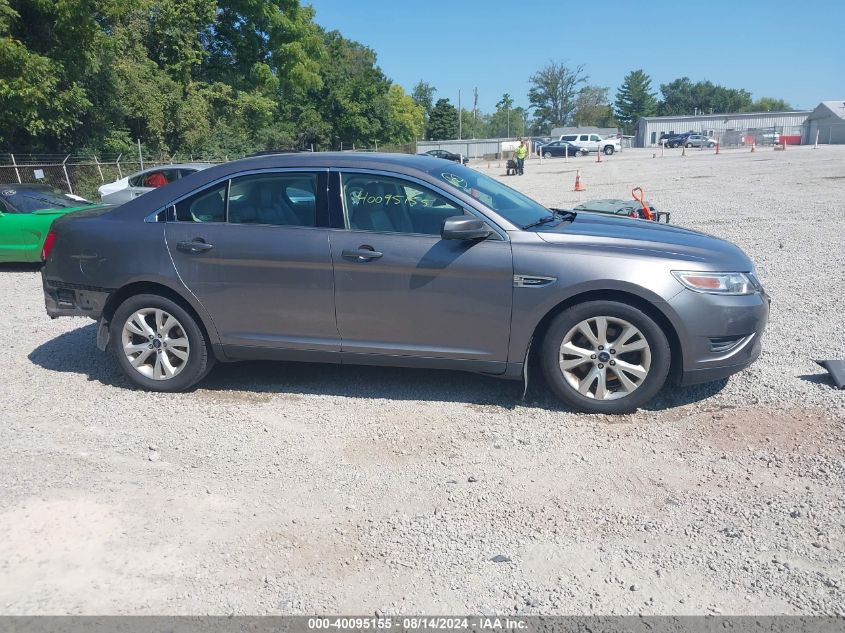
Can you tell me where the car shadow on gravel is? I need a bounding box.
[0,262,42,273]
[30,323,732,413]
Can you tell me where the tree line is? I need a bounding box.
[416,63,794,141]
[0,0,795,154]
[0,0,425,156]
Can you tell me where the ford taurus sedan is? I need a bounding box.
[41,153,768,413]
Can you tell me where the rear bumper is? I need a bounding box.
[42,277,111,319]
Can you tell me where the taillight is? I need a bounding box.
[42,231,57,261]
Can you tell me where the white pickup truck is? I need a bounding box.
[558,133,621,155]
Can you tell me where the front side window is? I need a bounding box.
[228,173,317,227]
[428,163,552,229]
[175,182,227,223]
[341,173,464,236]
[590,135,601,141]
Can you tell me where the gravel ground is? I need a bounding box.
[0,145,843,615]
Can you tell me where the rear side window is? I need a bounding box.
[560,135,577,142]
[228,173,318,227]
[174,182,227,222]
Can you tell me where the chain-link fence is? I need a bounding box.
[0,153,234,201]
[0,144,419,201]
[718,125,805,148]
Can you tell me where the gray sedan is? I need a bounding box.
[41,153,769,413]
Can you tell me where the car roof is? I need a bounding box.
[0,183,55,193]
[129,163,213,176]
[109,152,468,219]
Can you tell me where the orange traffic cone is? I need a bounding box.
[573,170,585,192]
[596,149,602,163]
[715,141,720,154]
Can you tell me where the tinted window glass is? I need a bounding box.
[0,186,92,213]
[578,135,589,141]
[342,174,464,236]
[589,135,601,141]
[560,135,577,142]
[228,173,317,227]
[175,182,227,222]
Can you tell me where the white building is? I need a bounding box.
[803,101,845,145]
[634,110,811,147]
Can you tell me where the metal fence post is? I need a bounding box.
[137,139,144,170]
[116,154,123,179]
[94,155,104,182]
[9,154,21,183]
[62,155,73,194]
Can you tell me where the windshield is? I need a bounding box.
[1,187,92,213]
[428,164,552,228]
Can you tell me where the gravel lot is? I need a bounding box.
[1,145,843,615]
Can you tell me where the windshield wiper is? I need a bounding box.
[522,215,557,230]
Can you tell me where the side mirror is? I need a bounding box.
[441,215,491,240]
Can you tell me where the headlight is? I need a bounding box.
[671,271,758,295]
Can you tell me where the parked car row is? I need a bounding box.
[660,132,717,148]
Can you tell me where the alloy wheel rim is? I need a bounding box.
[121,308,190,380]
[558,316,652,400]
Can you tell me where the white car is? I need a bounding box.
[558,133,621,155]
[98,163,212,205]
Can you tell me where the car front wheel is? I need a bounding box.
[111,293,214,392]
[544,151,552,158]
[540,300,671,414]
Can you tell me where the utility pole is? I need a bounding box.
[473,87,478,139]
[507,102,510,138]
[458,89,462,140]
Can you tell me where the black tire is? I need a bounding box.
[603,145,614,155]
[685,142,693,148]
[579,149,589,157]
[110,293,214,392]
[540,300,671,414]
[544,151,552,159]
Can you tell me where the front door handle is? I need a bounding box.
[176,239,214,254]
[342,246,383,261]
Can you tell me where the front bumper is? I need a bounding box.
[43,277,111,320]
[670,288,770,386]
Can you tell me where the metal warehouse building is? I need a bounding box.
[803,101,845,145]
[634,110,811,147]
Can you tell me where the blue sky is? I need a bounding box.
[306,0,844,113]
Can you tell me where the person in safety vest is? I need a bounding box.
[514,138,528,176]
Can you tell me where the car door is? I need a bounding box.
[329,170,513,368]
[163,169,339,356]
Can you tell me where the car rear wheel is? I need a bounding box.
[540,300,671,414]
[603,146,614,155]
[111,293,214,392]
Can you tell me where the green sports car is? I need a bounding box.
[0,184,108,263]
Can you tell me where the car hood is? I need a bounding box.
[534,211,754,271]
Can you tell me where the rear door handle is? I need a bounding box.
[176,239,214,253]
[342,247,383,261]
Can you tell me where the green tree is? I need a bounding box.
[748,97,793,112]
[411,80,437,119]
[658,77,752,116]
[614,70,658,134]
[426,98,458,140]
[528,60,587,132]
[573,86,617,128]
[385,84,424,143]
